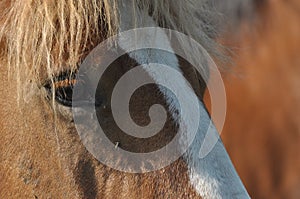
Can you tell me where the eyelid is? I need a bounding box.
[42,71,77,87]
[43,71,78,107]
[53,79,77,89]
[43,71,102,107]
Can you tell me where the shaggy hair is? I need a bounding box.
[0,0,221,98]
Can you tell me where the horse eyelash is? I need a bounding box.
[43,71,77,107]
[43,71,102,108]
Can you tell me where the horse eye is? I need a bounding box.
[44,71,102,107]
[44,72,78,107]
[44,72,103,107]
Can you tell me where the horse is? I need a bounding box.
[0,0,252,198]
[220,0,300,198]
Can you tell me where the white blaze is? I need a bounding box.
[117,0,250,198]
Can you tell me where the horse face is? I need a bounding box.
[0,37,210,199]
[0,1,249,198]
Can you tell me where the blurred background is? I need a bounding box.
[209,0,300,198]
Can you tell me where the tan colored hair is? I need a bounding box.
[0,0,221,98]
